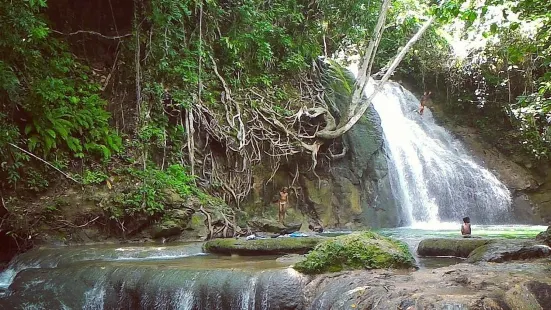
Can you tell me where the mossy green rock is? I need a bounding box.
[293,232,416,274]
[417,238,495,258]
[203,237,325,255]
[152,220,182,239]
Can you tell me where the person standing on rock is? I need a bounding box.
[279,187,289,223]
[461,217,472,237]
[418,91,431,115]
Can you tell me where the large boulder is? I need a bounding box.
[293,231,416,274]
[467,240,551,263]
[203,237,325,255]
[505,281,551,310]
[417,238,494,258]
[248,218,302,234]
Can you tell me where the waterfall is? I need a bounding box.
[367,81,511,225]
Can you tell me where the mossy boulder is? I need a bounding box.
[203,237,325,255]
[467,240,551,263]
[417,238,495,258]
[293,231,416,274]
[535,226,551,246]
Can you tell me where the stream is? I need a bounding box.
[0,225,545,309]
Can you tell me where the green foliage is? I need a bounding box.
[398,0,551,161]
[0,0,122,190]
[294,231,416,274]
[81,170,109,185]
[106,165,198,218]
[24,168,49,192]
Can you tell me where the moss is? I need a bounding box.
[466,244,491,262]
[293,231,416,274]
[190,214,203,227]
[203,237,325,255]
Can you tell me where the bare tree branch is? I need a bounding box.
[8,143,80,184]
[316,13,437,139]
[51,29,132,40]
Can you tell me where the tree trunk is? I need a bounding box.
[349,0,392,117]
[316,15,436,140]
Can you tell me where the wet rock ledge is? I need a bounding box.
[418,237,551,263]
[203,236,327,255]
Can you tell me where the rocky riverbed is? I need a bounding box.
[1,227,550,309]
[1,255,549,309]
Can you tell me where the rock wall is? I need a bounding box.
[242,67,398,229]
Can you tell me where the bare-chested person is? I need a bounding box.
[461,217,472,238]
[418,91,431,115]
[278,187,289,223]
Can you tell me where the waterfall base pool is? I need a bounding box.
[323,224,548,268]
[0,225,547,309]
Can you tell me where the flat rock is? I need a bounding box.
[467,240,551,263]
[203,237,325,255]
[417,238,494,258]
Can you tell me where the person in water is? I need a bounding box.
[461,217,472,237]
[278,187,289,223]
[418,91,431,115]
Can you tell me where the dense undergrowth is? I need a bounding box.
[0,0,448,250]
[1,0,548,256]
[402,0,551,166]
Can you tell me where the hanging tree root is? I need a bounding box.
[187,58,346,227]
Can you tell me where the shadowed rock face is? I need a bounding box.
[241,67,398,230]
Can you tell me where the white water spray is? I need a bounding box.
[359,78,511,225]
[338,59,511,228]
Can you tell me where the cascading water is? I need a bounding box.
[367,81,512,225]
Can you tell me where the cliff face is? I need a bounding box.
[242,70,399,229]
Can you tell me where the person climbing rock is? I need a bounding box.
[461,217,471,238]
[418,91,431,115]
[278,187,289,223]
